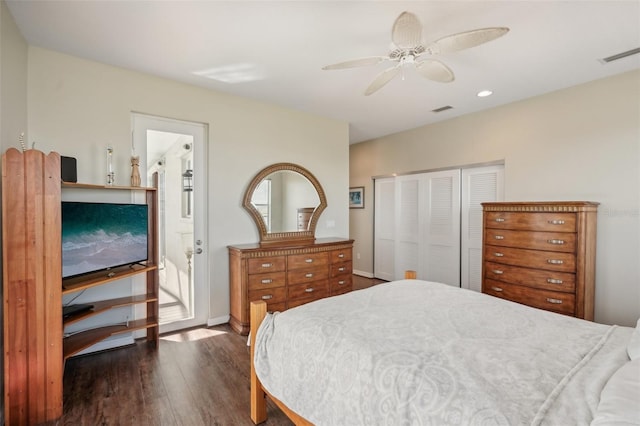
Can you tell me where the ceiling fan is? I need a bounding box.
[322,11,509,96]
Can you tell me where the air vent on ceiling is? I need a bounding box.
[432,105,453,113]
[600,47,640,63]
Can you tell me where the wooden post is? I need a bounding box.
[2,148,63,424]
[250,301,268,424]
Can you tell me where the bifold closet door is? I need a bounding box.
[374,169,461,285]
[421,169,461,286]
[373,177,395,281]
[374,165,503,287]
[460,165,504,292]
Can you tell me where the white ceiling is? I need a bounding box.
[6,1,640,144]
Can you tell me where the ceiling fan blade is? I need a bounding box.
[415,59,454,83]
[364,65,401,96]
[428,27,509,54]
[322,56,387,70]
[391,11,423,49]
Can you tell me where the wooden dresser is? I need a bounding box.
[228,237,354,334]
[481,201,598,320]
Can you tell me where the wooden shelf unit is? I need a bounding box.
[61,175,160,355]
[2,148,159,424]
[63,317,158,360]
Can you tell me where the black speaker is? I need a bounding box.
[61,156,77,183]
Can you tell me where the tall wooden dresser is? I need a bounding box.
[481,201,598,320]
[228,238,354,335]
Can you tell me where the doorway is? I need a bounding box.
[132,113,208,333]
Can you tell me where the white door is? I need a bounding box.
[374,164,502,287]
[395,175,421,279]
[132,113,209,333]
[374,177,395,281]
[421,169,461,286]
[461,165,504,291]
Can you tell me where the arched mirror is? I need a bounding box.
[243,163,327,245]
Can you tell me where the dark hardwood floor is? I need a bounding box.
[53,275,385,426]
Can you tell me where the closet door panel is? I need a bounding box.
[395,176,420,280]
[461,165,504,291]
[374,178,395,281]
[422,170,460,286]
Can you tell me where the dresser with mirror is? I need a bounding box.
[228,163,353,335]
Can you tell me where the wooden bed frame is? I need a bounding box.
[250,301,312,425]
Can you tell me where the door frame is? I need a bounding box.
[131,112,209,334]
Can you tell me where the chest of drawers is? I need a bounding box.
[228,238,354,334]
[481,202,598,320]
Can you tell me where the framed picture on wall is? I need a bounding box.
[349,187,364,209]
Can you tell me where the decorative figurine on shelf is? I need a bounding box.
[130,156,141,187]
[106,146,115,185]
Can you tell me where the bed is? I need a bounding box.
[250,280,640,425]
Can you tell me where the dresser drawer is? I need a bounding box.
[287,265,329,283]
[485,212,576,232]
[248,272,286,291]
[330,261,352,278]
[484,246,575,272]
[484,229,576,253]
[330,248,352,264]
[330,275,352,295]
[484,261,575,293]
[248,256,285,274]
[248,286,287,304]
[287,252,329,270]
[483,279,576,315]
[288,280,329,302]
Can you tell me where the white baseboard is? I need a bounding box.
[72,335,135,357]
[207,315,230,327]
[353,270,374,278]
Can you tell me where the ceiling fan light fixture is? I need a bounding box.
[322,11,508,95]
[477,90,493,97]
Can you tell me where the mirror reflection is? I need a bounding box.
[251,171,320,233]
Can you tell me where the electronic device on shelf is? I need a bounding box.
[61,201,149,279]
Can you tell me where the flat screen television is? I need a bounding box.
[61,201,149,279]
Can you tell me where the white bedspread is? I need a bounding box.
[254,280,633,426]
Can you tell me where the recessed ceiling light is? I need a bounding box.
[192,63,265,84]
[477,90,493,98]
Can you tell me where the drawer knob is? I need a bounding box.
[261,263,272,268]
[547,278,563,284]
[305,273,314,278]
[305,258,314,263]
[547,259,564,265]
[548,220,565,225]
[261,279,273,284]
[261,295,273,300]
[547,239,565,245]
[491,286,503,292]
[494,252,504,257]
[338,253,345,258]
[338,280,345,285]
[305,288,314,293]
[495,218,505,222]
[338,267,346,272]
[492,269,504,275]
[494,235,505,240]
[546,298,563,304]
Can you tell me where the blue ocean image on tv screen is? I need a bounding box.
[62,202,148,278]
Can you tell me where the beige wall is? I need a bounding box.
[350,70,640,327]
[0,1,28,420]
[26,47,350,324]
[1,0,27,153]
